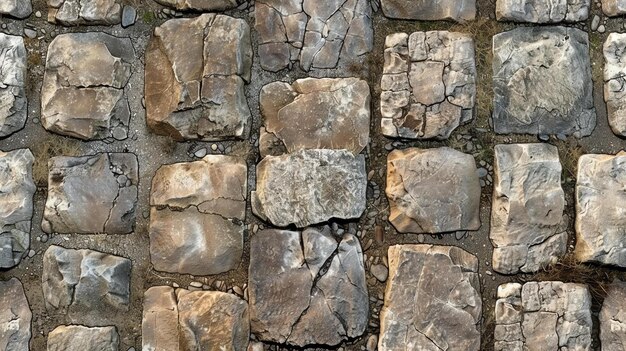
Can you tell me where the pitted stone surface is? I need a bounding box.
[47,325,119,351]
[251,149,367,227]
[0,149,35,269]
[381,0,475,21]
[154,0,241,11]
[149,155,246,275]
[386,147,481,234]
[47,0,122,25]
[575,152,626,266]
[255,0,373,72]
[0,33,28,138]
[379,245,481,351]
[259,77,370,156]
[603,0,626,16]
[42,245,131,325]
[496,0,590,23]
[42,153,138,234]
[249,228,368,347]
[490,144,566,274]
[604,33,626,136]
[41,33,133,140]
[492,26,596,137]
[0,278,31,351]
[381,31,476,140]
[600,280,626,350]
[494,282,592,351]
[145,14,252,141]
[0,0,32,18]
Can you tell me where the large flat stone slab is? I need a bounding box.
[379,245,481,351]
[490,144,566,274]
[47,0,122,25]
[145,14,252,141]
[386,147,481,234]
[0,33,28,138]
[604,33,626,136]
[149,155,246,275]
[492,26,595,137]
[249,228,368,347]
[0,0,32,18]
[0,278,31,351]
[496,0,590,22]
[154,0,240,11]
[381,31,476,140]
[600,280,626,350]
[603,0,626,16]
[47,325,119,351]
[252,149,366,227]
[381,0,475,21]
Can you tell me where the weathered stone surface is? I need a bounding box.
[381,0,476,21]
[154,0,241,11]
[0,33,28,137]
[42,245,131,325]
[143,286,249,351]
[379,245,481,351]
[381,31,476,140]
[496,0,590,22]
[604,33,626,136]
[494,282,592,351]
[490,144,566,274]
[42,153,138,234]
[386,147,481,234]
[145,14,252,141]
[255,0,373,71]
[149,155,246,275]
[0,0,32,18]
[603,0,626,16]
[0,278,31,351]
[47,0,122,25]
[0,149,35,269]
[575,152,626,266]
[249,228,368,347]
[252,149,366,227]
[492,26,596,137]
[47,325,119,351]
[41,33,133,140]
[600,280,626,350]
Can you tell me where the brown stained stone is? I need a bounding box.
[603,0,626,16]
[47,325,119,351]
[47,0,122,25]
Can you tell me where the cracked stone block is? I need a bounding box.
[575,152,626,267]
[259,77,370,157]
[381,0,475,21]
[379,245,481,351]
[42,245,131,325]
[0,0,32,18]
[490,144,566,274]
[0,33,28,138]
[494,282,592,351]
[0,149,35,269]
[149,155,246,275]
[47,325,119,351]
[255,0,373,71]
[41,153,138,234]
[604,33,626,136]
[154,0,242,11]
[603,0,626,15]
[492,26,596,137]
[0,278,31,351]
[145,14,252,141]
[386,147,481,234]
[496,0,589,22]
[41,33,133,141]
[47,0,122,25]
[252,149,367,227]
[143,286,249,351]
[380,31,476,140]
[600,280,626,350]
[249,227,368,347]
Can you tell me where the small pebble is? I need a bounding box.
[367,335,378,351]
[35,11,42,18]
[28,250,35,258]
[598,24,606,33]
[370,264,388,282]
[24,28,37,39]
[194,148,207,158]
[189,281,203,288]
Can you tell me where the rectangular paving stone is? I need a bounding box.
[0,278,31,351]
[47,0,122,25]
[496,0,590,23]
[600,280,626,350]
[381,0,476,21]
[0,33,27,137]
[47,325,119,351]
[604,33,626,136]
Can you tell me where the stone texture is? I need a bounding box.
[604,33,626,136]
[494,282,592,351]
[145,14,252,141]
[259,78,370,157]
[0,0,32,18]
[143,286,249,351]
[386,147,481,234]
[600,280,626,350]
[380,31,476,140]
[154,0,241,11]
[492,26,596,137]
[575,152,626,266]
[42,153,138,234]
[0,33,28,137]
[47,0,122,25]
[496,0,590,23]
[252,149,366,227]
[249,227,368,347]
[149,155,246,275]
[381,0,476,21]
[42,245,131,325]
[603,0,626,16]
[41,33,133,140]
[379,244,481,351]
[490,144,566,274]
[0,278,31,351]
[255,0,373,71]
[0,149,35,269]
[47,325,119,351]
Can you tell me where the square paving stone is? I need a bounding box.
[47,0,122,25]
[492,26,595,137]
[496,0,590,23]
[600,280,626,350]
[381,0,475,21]
[0,278,31,351]
[47,325,119,351]
[0,33,28,137]
[604,33,626,136]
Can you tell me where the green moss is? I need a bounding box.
[142,11,156,24]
